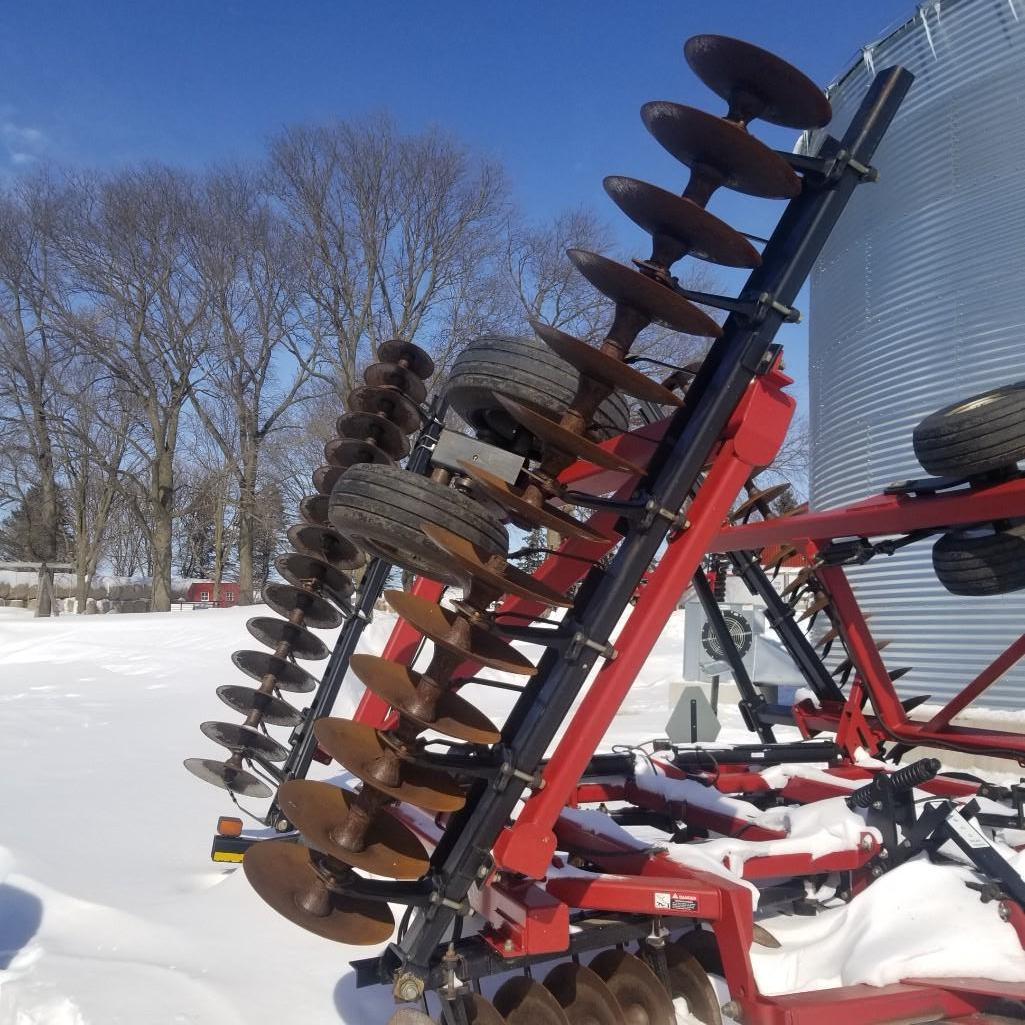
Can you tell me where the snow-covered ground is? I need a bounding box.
[0,604,1023,1024]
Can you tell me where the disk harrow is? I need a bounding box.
[189,29,1025,1025]
[185,338,435,806]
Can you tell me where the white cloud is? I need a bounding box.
[0,114,48,167]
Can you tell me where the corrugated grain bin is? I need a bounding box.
[804,0,1025,706]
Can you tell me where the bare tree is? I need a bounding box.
[268,115,509,398]
[504,208,614,340]
[503,207,718,378]
[0,173,74,612]
[55,366,133,610]
[190,168,318,604]
[57,167,209,611]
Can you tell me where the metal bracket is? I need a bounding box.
[640,497,689,532]
[820,530,933,566]
[565,630,617,663]
[783,147,879,184]
[433,429,525,484]
[673,285,801,325]
[494,759,545,793]
[883,473,974,496]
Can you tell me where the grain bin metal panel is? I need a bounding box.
[807,0,1025,708]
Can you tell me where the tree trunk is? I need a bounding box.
[34,467,59,618]
[149,452,175,612]
[237,438,259,606]
[212,481,225,605]
[75,559,89,613]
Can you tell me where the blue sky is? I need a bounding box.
[1,0,916,404]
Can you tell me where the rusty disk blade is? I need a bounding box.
[604,176,760,268]
[313,463,342,495]
[263,581,343,631]
[464,996,506,1025]
[287,523,365,571]
[386,1010,437,1025]
[200,720,289,762]
[496,395,645,475]
[378,339,435,379]
[276,552,354,610]
[336,411,410,460]
[246,615,330,661]
[797,593,831,622]
[641,102,800,200]
[363,362,428,405]
[384,589,537,676]
[815,623,839,649]
[313,717,466,812]
[243,840,394,944]
[347,385,422,435]
[665,942,724,1025]
[731,482,792,521]
[349,654,501,744]
[568,249,721,338]
[685,34,831,130]
[530,319,682,406]
[762,543,797,570]
[183,757,272,798]
[544,962,624,1025]
[324,438,396,471]
[674,929,724,975]
[833,639,892,677]
[780,566,815,598]
[493,977,571,1025]
[216,684,302,727]
[299,493,331,528]
[232,649,318,694]
[277,780,430,879]
[459,462,610,544]
[421,523,572,608]
[588,950,675,1025]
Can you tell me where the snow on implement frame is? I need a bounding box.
[186,33,1025,1025]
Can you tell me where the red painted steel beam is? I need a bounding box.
[545,870,723,920]
[353,575,445,727]
[924,631,1025,730]
[756,983,984,1025]
[475,877,569,957]
[494,374,795,877]
[711,475,1025,551]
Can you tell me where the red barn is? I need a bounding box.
[185,581,240,607]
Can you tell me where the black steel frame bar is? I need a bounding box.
[728,548,846,705]
[691,565,776,742]
[389,66,913,979]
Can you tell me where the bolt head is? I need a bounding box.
[275,818,291,833]
[722,1000,743,1021]
[503,938,515,952]
[999,901,1012,922]
[394,975,423,1003]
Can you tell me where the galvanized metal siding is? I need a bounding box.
[808,0,1025,708]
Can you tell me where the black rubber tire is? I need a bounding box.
[328,464,508,585]
[932,523,1025,596]
[913,381,1025,478]
[442,334,631,446]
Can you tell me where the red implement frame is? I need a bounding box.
[344,366,1025,1022]
[713,480,1025,763]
